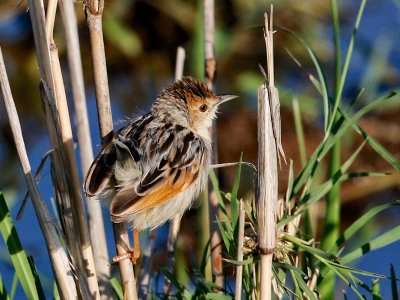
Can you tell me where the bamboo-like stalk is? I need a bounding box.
[58,0,111,296]
[0,47,80,300]
[27,0,86,284]
[203,0,223,286]
[45,0,100,296]
[163,46,186,295]
[235,201,245,300]
[83,1,138,299]
[257,9,279,300]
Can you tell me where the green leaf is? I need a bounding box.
[206,293,232,300]
[337,106,400,171]
[334,201,400,251]
[209,170,227,214]
[230,155,243,231]
[0,192,41,300]
[372,279,382,300]
[0,273,10,300]
[316,254,365,299]
[342,225,400,264]
[110,278,123,300]
[277,25,330,129]
[290,268,317,299]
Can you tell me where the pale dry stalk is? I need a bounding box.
[28,0,86,285]
[257,7,282,300]
[45,0,100,296]
[235,201,246,300]
[203,0,223,287]
[163,46,186,295]
[0,47,79,300]
[58,0,111,296]
[84,0,138,298]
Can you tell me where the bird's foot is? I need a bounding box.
[112,249,140,264]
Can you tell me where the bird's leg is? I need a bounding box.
[112,229,141,264]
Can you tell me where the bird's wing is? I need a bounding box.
[110,125,206,222]
[83,114,151,196]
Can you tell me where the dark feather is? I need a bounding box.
[84,142,116,196]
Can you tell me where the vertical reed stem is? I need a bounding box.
[203,0,223,286]
[257,8,280,300]
[84,1,138,298]
[46,1,100,296]
[0,48,80,300]
[59,0,111,296]
[163,46,186,294]
[235,201,245,300]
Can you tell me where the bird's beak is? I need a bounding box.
[216,94,239,106]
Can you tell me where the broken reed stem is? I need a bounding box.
[257,8,279,300]
[59,0,111,296]
[46,0,100,296]
[84,1,138,299]
[163,46,186,295]
[0,47,79,300]
[203,0,223,286]
[235,201,245,300]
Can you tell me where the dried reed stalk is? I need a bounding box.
[235,200,245,300]
[203,0,223,286]
[58,0,111,296]
[257,8,281,300]
[0,47,79,300]
[45,0,100,296]
[28,0,86,283]
[84,1,138,298]
[162,47,186,295]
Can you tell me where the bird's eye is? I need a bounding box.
[199,104,208,112]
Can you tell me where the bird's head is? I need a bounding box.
[152,76,237,139]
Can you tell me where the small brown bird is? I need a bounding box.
[84,76,237,261]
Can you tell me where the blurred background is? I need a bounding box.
[0,0,399,298]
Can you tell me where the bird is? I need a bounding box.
[84,76,237,262]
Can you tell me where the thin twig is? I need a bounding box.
[59,0,111,296]
[235,201,245,300]
[17,149,53,220]
[0,47,80,300]
[84,0,138,298]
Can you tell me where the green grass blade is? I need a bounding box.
[230,155,243,231]
[316,254,365,299]
[372,279,382,300]
[10,272,17,300]
[342,225,400,264]
[292,269,317,300]
[110,278,122,299]
[209,170,226,214]
[292,98,307,167]
[327,0,367,132]
[277,25,330,129]
[390,264,399,300]
[0,273,10,300]
[206,293,232,299]
[337,106,400,170]
[0,192,40,300]
[334,202,400,251]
